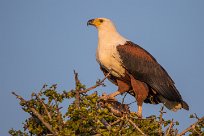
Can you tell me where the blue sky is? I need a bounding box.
[0,0,204,135]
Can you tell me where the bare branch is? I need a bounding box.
[110,117,124,126]
[159,106,165,136]
[118,119,125,134]
[127,118,147,136]
[12,92,58,135]
[40,84,48,92]
[121,92,128,104]
[74,70,80,108]
[30,107,57,135]
[177,116,204,136]
[165,119,174,136]
[57,108,63,131]
[34,93,52,121]
[194,113,200,120]
[79,71,111,94]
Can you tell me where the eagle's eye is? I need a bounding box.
[99,19,104,23]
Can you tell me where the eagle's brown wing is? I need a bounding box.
[117,41,188,110]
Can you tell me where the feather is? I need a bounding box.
[117,41,184,102]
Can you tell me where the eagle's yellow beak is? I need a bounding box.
[87,19,94,26]
[87,18,103,27]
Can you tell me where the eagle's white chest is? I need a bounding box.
[96,32,127,78]
[96,45,125,77]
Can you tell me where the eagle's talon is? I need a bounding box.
[136,113,142,119]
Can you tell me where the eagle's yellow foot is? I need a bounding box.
[131,105,143,118]
[135,112,142,118]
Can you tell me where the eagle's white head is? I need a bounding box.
[87,18,127,77]
[87,18,117,31]
[87,18,128,46]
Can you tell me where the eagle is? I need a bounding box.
[87,18,189,117]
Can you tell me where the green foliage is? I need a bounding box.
[9,74,204,136]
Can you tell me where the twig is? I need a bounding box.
[192,126,202,135]
[119,119,125,134]
[57,111,63,130]
[174,129,179,136]
[100,118,111,130]
[122,93,128,104]
[12,92,58,136]
[194,113,200,120]
[74,70,80,108]
[30,108,57,135]
[110,117,124,126]
[79,71,111,94]
[177,116,204,136]
[54,98,63,130]
[165,119,174,136]
[159,106,165,136]
[40,84,48,92]
[127,118,147,136]
[34,93,52,121]
[129,114,155,121]
[127,100,136,106]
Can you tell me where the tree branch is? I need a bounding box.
[74,70,80,109]
[177,116,204,136]
[159,106,165,136]
[122,93,128,104]
[110,117,124,126]
[79,71,111,94]
[12,92,58,136]
[34,93,52,121]
[165,119,174,136]
[127,118,147,136]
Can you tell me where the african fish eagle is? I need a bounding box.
[87,18,189,117]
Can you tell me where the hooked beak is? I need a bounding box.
[87,19,94,26]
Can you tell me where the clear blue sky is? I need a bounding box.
[0,0,204,135]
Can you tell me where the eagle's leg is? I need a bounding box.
[130,75,149,118]
[137,105,143,118]
[101,80,130,100]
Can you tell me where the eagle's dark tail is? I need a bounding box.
[181,100,189,110]
[157,95,189,111]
